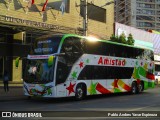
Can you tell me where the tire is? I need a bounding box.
[138,82,144,93]
[131,82,138,94]
[27,96,31,99]
[155,79,158,85]
[75,84,86,100]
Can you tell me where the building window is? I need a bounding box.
[137,22,155,27]
[136,9,155,15]
[137,3,155,8]
[136,15,155,21]
[157,0,160,3]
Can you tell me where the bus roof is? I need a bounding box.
[62,34,153,51]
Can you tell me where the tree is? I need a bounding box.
[110,33,135,46]
[110,34,117,42]
[118,33,127,44]
[127,33,135,45]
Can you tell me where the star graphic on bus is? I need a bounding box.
[71,71,77,79]
[66,82,76,95]
[88,81,97,95]
[79,62,84,68]
[86,59,90,63]
[143,63,148,70]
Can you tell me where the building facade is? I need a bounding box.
[115,0,160,71]
[115,22,160,72]
[115,0,160,31]
[0,0,114,82]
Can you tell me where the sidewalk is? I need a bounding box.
[0,81,23,87]
[0,81,25,101]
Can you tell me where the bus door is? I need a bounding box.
[55,57,69,97]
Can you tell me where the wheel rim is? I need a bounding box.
[77,88,83,99]
[132,83,136,94]
[132,86,136,93]
[139,84,142,92]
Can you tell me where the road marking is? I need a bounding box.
[58,103,72,107]
[81,108,122,111]
[127,104,157,111]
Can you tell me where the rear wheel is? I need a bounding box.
[131,82,138,94]
[155,79,158,85]
[138,82,144,93]
[75,84,86,100]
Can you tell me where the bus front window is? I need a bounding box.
[24,59,54,83]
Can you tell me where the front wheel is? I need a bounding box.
[131,82,138,94]
[75,84,85,100]
[27,96,31,99]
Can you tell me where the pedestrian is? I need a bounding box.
[3,70,9,92]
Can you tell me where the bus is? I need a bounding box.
[22,34,155,100]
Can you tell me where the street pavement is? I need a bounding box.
[0,84,25,101]
[0,84,160,120]
[0,82,160,102]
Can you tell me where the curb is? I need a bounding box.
[0,85,23,87]
[0,83,23,87]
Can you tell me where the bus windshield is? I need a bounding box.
[23,59,54,84]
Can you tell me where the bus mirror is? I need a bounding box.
[15,57,20,68]
[48,56,55,67]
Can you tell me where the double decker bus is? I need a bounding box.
[22,34,155,100]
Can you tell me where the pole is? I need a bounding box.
[83,0,87,36]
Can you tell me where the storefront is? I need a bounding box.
[0,0,114,82]
[0,24,31,82]
[0,15,78,82]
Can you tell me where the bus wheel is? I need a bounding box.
[138,82,144,93]
[131,82,138,94]
[27,96,31,99]
[75,84,86,100]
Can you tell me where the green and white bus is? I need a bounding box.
[22,34,155,100]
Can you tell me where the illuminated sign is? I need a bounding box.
[38,40,51,44]
[27,55,49,59]
[34,48,53,53]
